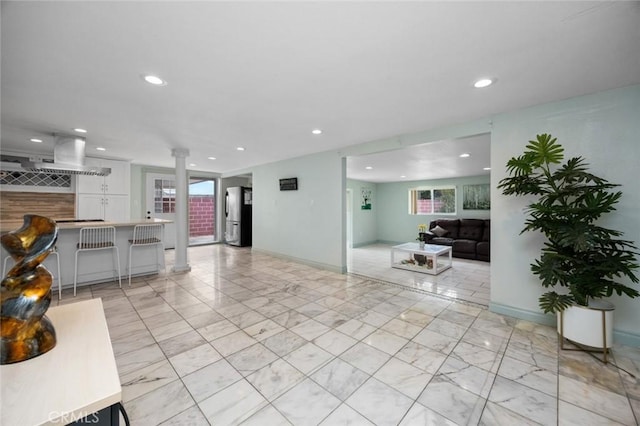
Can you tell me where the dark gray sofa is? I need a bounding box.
[420,218,490,262]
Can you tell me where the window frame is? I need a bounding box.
[408,186,457,215]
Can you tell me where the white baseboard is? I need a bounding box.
[251,248,347,274]
[489,302,640,348]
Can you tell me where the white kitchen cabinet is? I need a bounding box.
[77,194,130,222]
[77,158,131,221]
[77,158,130,195]
[76,194,103,220]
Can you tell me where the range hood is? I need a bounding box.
[21,136,111,176]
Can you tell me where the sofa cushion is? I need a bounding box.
[431,237,454,246]
[458,219,484,241]
[482,220,490,242]
[453,239,477,254]
[477,241,490,256]
[431,225,449,237]
[477,241,490,261]
[431,219,459,239]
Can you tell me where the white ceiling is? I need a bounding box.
[347,133,491,183]
[1,2,639,181]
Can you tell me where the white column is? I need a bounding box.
[171,148,191,273]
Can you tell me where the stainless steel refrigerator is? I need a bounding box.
[225,186,252,246]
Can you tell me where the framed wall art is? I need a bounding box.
[463,184,490,210]
[361,187,372,210]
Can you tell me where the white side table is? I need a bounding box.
[1,299,122,425]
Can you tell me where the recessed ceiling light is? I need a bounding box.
[483,167,491,171]
[189,163,196,167]
[207,156,216,160]
[365,166,373,170]
[74,128,87,133]
[312,129,322,135]
[474,78,493,88]
[143,74,167,86]
[400,175,407,178]
[236,147,245,151]
[96,147,106,151]
[30,138,43,143]
[460,153,470,158]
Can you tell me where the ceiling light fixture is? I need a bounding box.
[207,156,216,160]
[236,147,245,151]
[312,129,322,135]
[460,153,470,158]
[189,163,196,167]
[143,74,167,86]
[30,138,43,143]
[400,175,407,178]
[96,147,106,151]
[365,166,373,170]
[73,128,87,133]
[474,78,493,88]
[483,167,491,171]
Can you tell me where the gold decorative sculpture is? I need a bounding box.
[1,214,58,364]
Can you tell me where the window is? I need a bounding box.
[409,187,456,215]
[154,178,176,213]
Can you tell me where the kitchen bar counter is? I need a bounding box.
[1,218,172,291]
[0,217,171,233]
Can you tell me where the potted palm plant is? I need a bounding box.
[498,134,639,350]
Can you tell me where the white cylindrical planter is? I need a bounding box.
[557,300,614,348]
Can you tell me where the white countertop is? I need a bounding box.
[0,299,122,425]
[0,218,172,233]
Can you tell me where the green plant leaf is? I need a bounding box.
[525,134,564,166]
[539,292,574,314]
[504,154,535,176]
[501,134,640,314]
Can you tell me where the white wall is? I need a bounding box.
[252,151,346,272]
[376,175,490,244]
[490,85,640,343]
[221,176,251,192]
[346,179,378,247]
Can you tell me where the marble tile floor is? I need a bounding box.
[51,244,640,425]
[348,243,491,306]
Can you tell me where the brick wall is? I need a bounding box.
[189,195,215,236]
[417,199,444,213]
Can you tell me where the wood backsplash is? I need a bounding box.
[0,192,76,221]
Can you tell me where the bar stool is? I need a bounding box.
[74,226,121,296]
[3,248,62,300]
[128,224,166,286]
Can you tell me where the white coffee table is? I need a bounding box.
[391,242,452,275]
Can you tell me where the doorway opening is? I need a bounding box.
[189,177,216,245]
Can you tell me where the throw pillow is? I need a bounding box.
[431,225,449,237]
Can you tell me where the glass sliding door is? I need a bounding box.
[189,177,216,245]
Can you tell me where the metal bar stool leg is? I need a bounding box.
[50,250,62,300]
[74,250,80,296]
[114,246,122,288]
[128,244,134,287]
